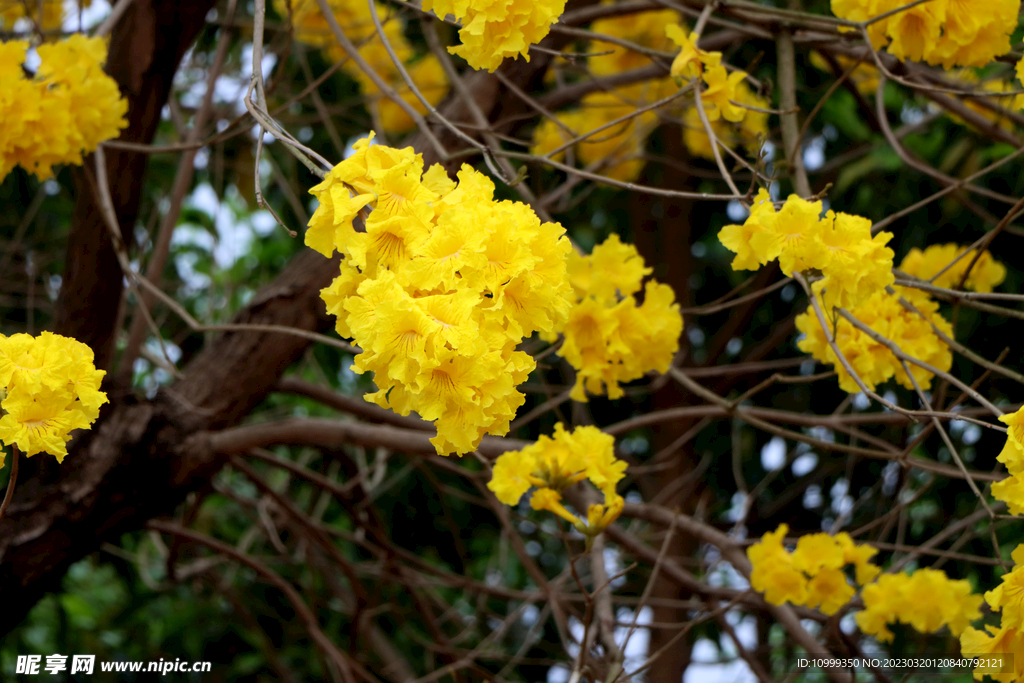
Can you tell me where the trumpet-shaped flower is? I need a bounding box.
[984,545,1024,630]
[423,0,566,71]
[748,194,825,274]
[558,237,682,402]
[830,0,1017,68]
[489,423,626,536]
[718,189,777,270]
[0,332,107,464]
[700,65,749,122]
[796,288,952,394]
[856,569,982,643]
[666,24,714,80]
[960,625,1022,683]
[748,524,892,619]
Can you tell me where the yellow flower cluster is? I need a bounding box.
[530,14,767,178]
[0,0,75,31]
[307,134,574,455]
[531,10,680,182]
[589,7,680,80]
[796,287,953,393]
[531,92,660,183]
[943,70,1024,134]
[275,0,448,132]
[830,0,1019,68]
[900,243,1007,293]
[960,545,1024,683]
[0,332,107,464]
[747,525,880,615]
[748,525,983,643]
[487,423,626,539]
[422,0,565,72]
[991,407,1024,515]
[857,568,982,643]
[555,234,682,402]
[796,241,1005,394]
[0,36,128,181]
[667,24,769,161]
[809,51,880,97]
[720,189,895,311]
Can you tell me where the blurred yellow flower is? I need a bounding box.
[900,243,1006,294]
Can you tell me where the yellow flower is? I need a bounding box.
[899,243,1006,293]
[930,0,1016,68]
[320,261,366,339]
[567,233,650,303]
[559,237,681,402]
[753,562,809,607]
[856,569,982,643]
[0,331,107,463]
[748,525,880,615]
[415,289,484,355]
[718,189,777,271]
[748,525,808,606]
[807,568,855,616]
[424,0,566,71]
[0,36,127,182]
[813,217,895,312]
[412,348,485,422]
[791,533,848,575]
[369,297,440,384]
[747,194,825,275]
[275,0,450,133]
[831,0,1017,69]
[993,475,1024,516]
[747,523,789,564]
[530,487,580,526]
[985,545,1024,629]
[884,0,943,63]
[997,408,1024,475]
[666,24,715,81]
[0,387,88,461]
[489,423,627,532]
[405,211,488,291]
[837,535,881,585]
[488,448,537,505]
[530,91,655,183]
[0,0,68,31]
[960,625,1022,683]
[467,204,540,294]
[60,333,108,422]
[700,65,748,123]
[309,136,576,455]
[796,287,952,394]
[305,186,374,258]
[809,51,880,96]
[0,333,63,395]
[590,9,679,78]
[373,56,450,133]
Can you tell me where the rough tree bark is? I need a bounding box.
[56,0,218,370]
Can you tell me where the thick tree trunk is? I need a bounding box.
[631,129,700,682]
[56,0,216,370]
